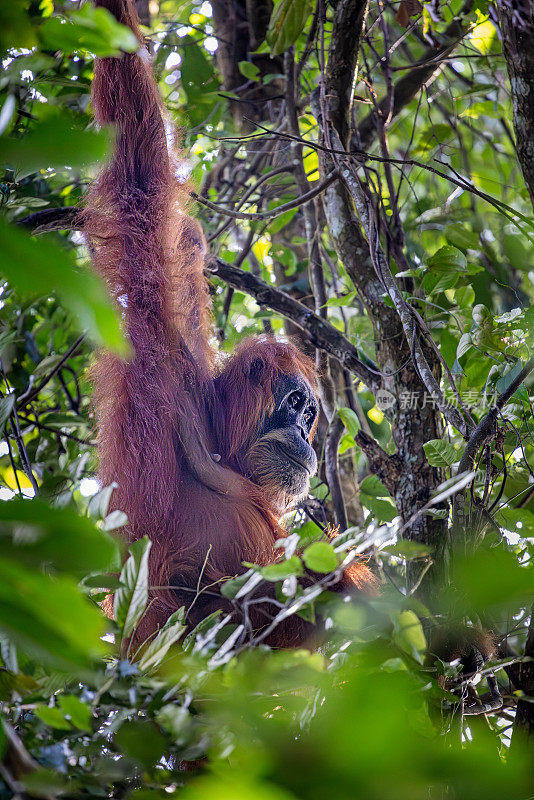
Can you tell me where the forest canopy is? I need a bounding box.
[0,0,533,797]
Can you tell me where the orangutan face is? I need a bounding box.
[245,373,318,507]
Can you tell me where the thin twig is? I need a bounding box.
[191,170,339,221]
[16,335,85,410]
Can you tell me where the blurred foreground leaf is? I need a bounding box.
[38,4,138,56]
[0,499,118,578]
[0,218,127,354]
[0,558,106,672]
[0,107,110,179]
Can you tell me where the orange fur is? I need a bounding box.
[85,0,376,647]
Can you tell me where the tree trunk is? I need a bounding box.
[497,0,534,208]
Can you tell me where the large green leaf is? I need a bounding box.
[178,36,219,126]
[0,107,109,179]
[38,4,138,57]
[426,246,466,273]
[261,556,304,581]
[266,0,312,55]
[0,499,118,579]
[360,494,398,523]
[423,439,458,467]
[0,218,127,355]
[338,407,360,438]
[138,609,186,671]
[58,694,92,730]
[114,536,151,639]
[302,542,338,573]
[0,557,106,672]
[360,474,391,499]
[114,719,167,771]
[452,546,534,611]
[392,610,426,664]
[0,0,36,52]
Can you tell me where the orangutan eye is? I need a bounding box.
[287,391,305,410]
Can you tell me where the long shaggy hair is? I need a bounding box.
[85,0,376,647]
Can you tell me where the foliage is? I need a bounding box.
[0,0,533,797]
[0,524,532,799]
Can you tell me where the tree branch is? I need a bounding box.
[354,0,475,151]
[330,130,470,436]
[452,358,534,539]
[354,430,402,497]
[496,0,534,208]
[16,210,381,391]
[325,415,348,531]
[326,0,368,145]
[457,358,534,477]
[207,257,381,391]
[19,206,81,234]
[191,170,339,221]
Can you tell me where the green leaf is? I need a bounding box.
[179,36,219,125]
[297,520,323,544]
[361,495,397,523]
[114,536,152,639]
[423,270,459,294]
[101,510,128,531]
[0,558,106,672]
[115,719,167,771]
[413,123,451,153]
[38,5,138,57]
[326,290,358,307]
[0,330,19,356]
[503,232,528,268]
[456,333,472,359]
[0,218,127,355]
[302,542,338,573]
[427,246,466,273]
[58,694,92,730]
[238,61,260,81]
[270,243,298,272]
[393,610,426,664]
[38,412,86,430]
[452,546,534,611]
[338,407,360,438]
[0,499,118,579]
[423,439,458,467]
[454,286,475,307]
[266,0,311,55]
[0,107,110,178]
[34,705,71,730]
[261,556,303,581]
[0,1,36,52]
[82,573,124,590]
[21,770,67,796]
[499,506,534,538]
[0,394,15,437]
[383,540,432,559]
[87,482,117,520]
[268,208,298,234]
[444,224,479,252]
[32,353,65,380]
[494,308,522,324]
[221,571,255,599]
[138,609,186,671]
[360,474,391,499]
[338,433,356,455]
[495,361,523,395]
